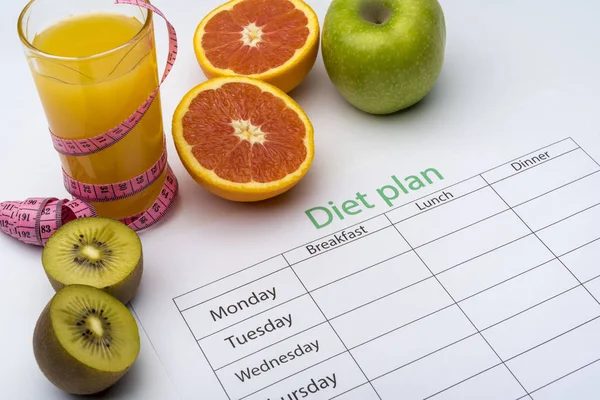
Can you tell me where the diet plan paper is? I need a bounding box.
[130,134,600,400]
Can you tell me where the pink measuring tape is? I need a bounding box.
[1,0,179,247]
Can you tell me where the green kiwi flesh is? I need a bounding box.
[33,284,140,395]
[42,217,143,304]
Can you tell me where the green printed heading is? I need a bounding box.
[304,167,444,229]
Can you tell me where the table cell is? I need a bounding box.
[182,268,306,340]
[585,278,600,302]
[244,352,367,400]
[292,226,409,291]
[561,238,600,282]
[174,256,288,311]
[394,186,508,248]
[216,323,347,400]
[428,364,526,400]
[506,315,600,393]
[531,359,600,400]
[489,148,599,207]
[331,383,380,400]
[311,251,431,319]
[514,171,600,231]
[482,286,600,360]
[330,278,453,349]
[537,203,600,256]
[459,259,578,330]
[285,215,391,265]
[417,211,530,274]
[482,138,577,184]
[371,335,499,400]
[199,295,325,370]
[438,235,553,301]
[385,176,488,224]
[351,305,476,379]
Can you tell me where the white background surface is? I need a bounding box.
[1,0,600,399]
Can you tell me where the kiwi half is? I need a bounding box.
[33,284,140,395]
[42,217,143,304]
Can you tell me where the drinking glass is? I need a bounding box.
[17,0,166,220]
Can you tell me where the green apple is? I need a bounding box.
[321,0,446,114]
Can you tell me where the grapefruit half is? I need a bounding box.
[172,76,315,202]
[193,0,320,93]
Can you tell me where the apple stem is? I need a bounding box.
[360,2,392,25]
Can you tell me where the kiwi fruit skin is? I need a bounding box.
[41,217,144,304]
[32,287,138,395]
[45,255,144,305]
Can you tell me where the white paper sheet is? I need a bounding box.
[114,2,600,398]
[131,136,600,400]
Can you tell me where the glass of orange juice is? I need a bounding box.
[17,0,166,220]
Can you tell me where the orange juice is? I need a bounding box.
[26,11,165,219]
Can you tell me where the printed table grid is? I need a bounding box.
[384,214,532,398]
[173,137,600,400]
